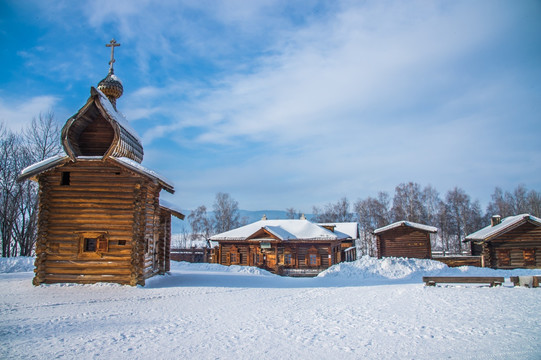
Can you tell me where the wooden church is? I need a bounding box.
[18,40,184,286]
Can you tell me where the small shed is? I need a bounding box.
[18,40,184,286]
[374,221,437,259]
[210,218,357,276]
[464,214,541,269]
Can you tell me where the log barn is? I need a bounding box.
[18,40,184,286]
[374,221,437,259]
[464,214,541,269]
[210,217,358,276]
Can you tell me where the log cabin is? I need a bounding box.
[209,217,358,276]
[464,214,541,269]
[374,221,437,259]
[18,40,184,286]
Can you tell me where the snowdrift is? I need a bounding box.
[318,255,541,283]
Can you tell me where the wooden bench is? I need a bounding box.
[423,276,504,287]
[510,276,540,288]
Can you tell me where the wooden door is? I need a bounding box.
[267,254,276,269]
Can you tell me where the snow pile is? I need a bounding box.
[319,256,541,283]
[318,256,448,281]
[0,257,34,273]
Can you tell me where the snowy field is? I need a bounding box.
[1,257,540,360]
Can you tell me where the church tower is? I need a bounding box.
[19,40,183,286]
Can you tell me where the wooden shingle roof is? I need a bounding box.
[61,87,144,163]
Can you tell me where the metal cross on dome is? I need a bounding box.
[106,39,121,72]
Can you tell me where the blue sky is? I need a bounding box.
[1,0,540,212]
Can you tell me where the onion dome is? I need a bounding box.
[97,39,123,109]
[97,69,123,108]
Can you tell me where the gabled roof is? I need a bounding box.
[18,155,175,193]
[159,199,185,220]
[210,219,352,242]
[373,221,438,234]
[319,222,359,239]
[465,214,541,242]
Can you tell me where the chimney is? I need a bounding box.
[491,215,501,227]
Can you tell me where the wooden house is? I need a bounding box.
[209,218,358,276]
[18,40,184,286]
[464,214,541,269]
[374,221,437,259]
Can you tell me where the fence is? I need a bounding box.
[170,248,211,263]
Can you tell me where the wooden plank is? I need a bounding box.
[423,276,504,287]
[43,274,131,284]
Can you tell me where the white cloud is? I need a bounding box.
[0,96,60,132]
[117,0,541,209]
[8,0,539,210]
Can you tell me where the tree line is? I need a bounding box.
[179,183,540,256]
[306,182,541,256]
[0,114,62,257]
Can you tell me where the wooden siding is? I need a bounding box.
[483,222,541,269]
[77,116,115,156]
[377,227,432,259]
[216,241,341,275]
[33,159,166,286]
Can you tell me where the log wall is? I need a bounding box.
[377,227,432,259]
[217,241,340,275]
[33,159,165,286]
[484,222,541,269]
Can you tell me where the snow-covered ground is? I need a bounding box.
[1,257,540,360]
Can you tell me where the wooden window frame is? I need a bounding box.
[284,253,293,266]
[496,249,511,267]
[307,247,321,267]
[78,232,108,258]
[228,246,240,265]
[523,249,536,267]
[283,248,295,267]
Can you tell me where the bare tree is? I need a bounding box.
[188,205,213,246]
[391,182,425,223]
[312,197,353,223]
[212,192,241,233]
[1,113,62,257]
[486,185,541,218]
[527,189,541,217]
[24,112,62,162]
[440,187,484,254]
[285,207,300,219]
[0,127,24,257]
[354,191,391,256]
[486,187,513,218]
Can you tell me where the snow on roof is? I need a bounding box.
[319,222,359,239]
[18,155,69,181]
[94,87,142,143]
[465,214,541,241]
[210,219,351,241]
[114,157,174,193]
[18,155,174,193]
[373,221,438,234]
